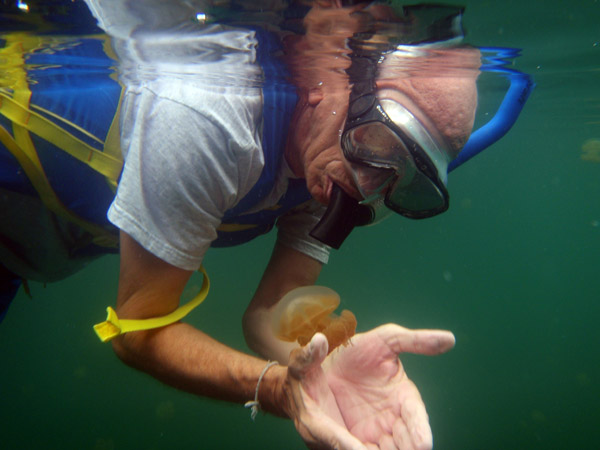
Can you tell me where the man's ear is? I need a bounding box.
[308,88,324,106]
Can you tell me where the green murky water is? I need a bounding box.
[1,0,599,448]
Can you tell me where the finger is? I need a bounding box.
[378,434,401,450]
[392,419,416,450]
[375,324,455,356]
[396,380,433,450]
[297,402,368,450]
[288,333,329,378]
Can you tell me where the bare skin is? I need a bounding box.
[287,327,455,450]
[285,87,362,204]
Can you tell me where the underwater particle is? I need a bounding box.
[581,138,600,162]
[575,372,591,387]
[460,198,472,209]
[155,400,176,420]
[454,330,470,344]
[443,270,453,282]
[591,220,599,228]
[73,365,87,379]
[20,383,35,397]
[530,410,546,423]
[93,438,115,450]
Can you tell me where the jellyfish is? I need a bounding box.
[581,138,600,163]
[271,286,357,353]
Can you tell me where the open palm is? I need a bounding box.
[286,324,455,450]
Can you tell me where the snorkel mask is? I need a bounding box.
[310,42,452,248]
[341,69,452,220]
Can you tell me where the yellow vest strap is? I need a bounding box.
[93,266,210,343]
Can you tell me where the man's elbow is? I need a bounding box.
[242,308,262,355]
[110,331,149,369]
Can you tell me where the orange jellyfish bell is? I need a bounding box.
[271,286,357,353]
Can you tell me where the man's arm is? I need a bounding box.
[112,231,288,416]
[242,241,323,364]
[113,231,453,450]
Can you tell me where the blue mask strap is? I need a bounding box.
[448,47,535,173]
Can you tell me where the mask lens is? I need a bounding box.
[386,171,447,216]
[343,122,413,201]
[342,106,449,218]
[349,162,395,201]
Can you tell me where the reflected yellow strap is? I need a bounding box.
[93,267,210,343]
[0,32,122,183]
[0,122,119,248]
[0,33,121,247]
[0,91,123,182]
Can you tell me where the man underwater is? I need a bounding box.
[0,1,532,448]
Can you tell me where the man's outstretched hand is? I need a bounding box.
[283,324,455,450]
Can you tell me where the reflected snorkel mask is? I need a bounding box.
[310,42,534,249]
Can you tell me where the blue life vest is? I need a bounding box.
[214,26,312,247]
[0,29,311,251]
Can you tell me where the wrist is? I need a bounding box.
[257,364,290,418]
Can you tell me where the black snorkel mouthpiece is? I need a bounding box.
[309,183,373,249]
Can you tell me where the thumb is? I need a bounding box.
[288,332,329,378]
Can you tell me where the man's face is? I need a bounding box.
[289,88,363,206]
[289,47,480,207]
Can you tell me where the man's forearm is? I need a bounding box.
[243,242,323,364]
[112,321,289,417]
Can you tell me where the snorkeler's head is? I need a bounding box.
[340,45,480,219]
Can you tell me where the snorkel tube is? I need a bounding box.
[309,183,373,249]
[448,47,534,172]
